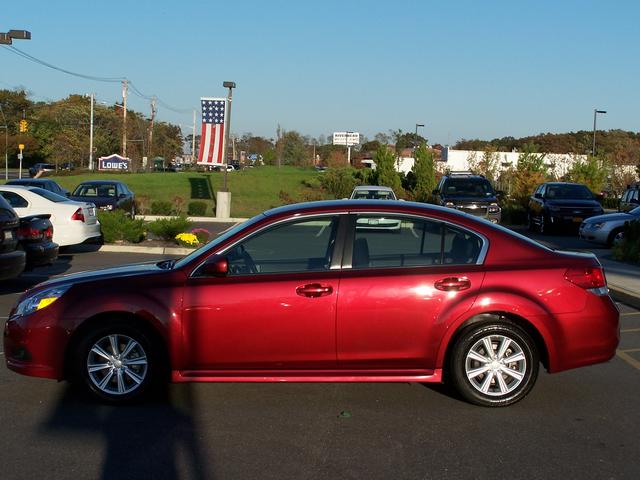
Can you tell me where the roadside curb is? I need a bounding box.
[141,215,248,223]
[608,285,640,310]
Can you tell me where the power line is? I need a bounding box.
[2,45,193,115]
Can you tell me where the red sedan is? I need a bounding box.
[4,200,619,407]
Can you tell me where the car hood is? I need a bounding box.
[447,196,497,204]
[545,199,601,208]
[583,212,633,224]
[30,262,166,292]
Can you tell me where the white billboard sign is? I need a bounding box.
[333,132,360,146]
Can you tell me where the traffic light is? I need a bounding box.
[19,119,28,133]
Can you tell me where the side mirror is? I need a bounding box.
[534,193,543,199]
[119,193,127,199]
[199,256,228,276]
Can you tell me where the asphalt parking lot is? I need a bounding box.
[1,237,639,479]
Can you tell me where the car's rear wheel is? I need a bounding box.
[449,322,539,407]
[76,323,157,403]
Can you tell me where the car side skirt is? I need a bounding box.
[173,369,443,383]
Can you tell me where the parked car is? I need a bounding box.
[618,183,639,213]
[69,180,136,217]
[350,185,398,200]
[528,182,604,233]
[579,206,640,247]
[0,186,101,247]
[432,172,501,223]
[17,215,59,270]
[4,200,619,407]
[28,163,56,178]
[0,194,26,280]
[6,178,70,197]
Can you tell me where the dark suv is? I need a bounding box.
[619,183,639,213]
[528,182,604,233]
[432,172,501,223]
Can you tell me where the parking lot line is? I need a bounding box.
[617,349,640,371]
[621,328,640,333]
[620,312,640,317]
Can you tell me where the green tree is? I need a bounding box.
[565,155,609,193]
[278,130,308,166]
[373,145,401,192]
[412,145,436,202]
[319,167,358,198]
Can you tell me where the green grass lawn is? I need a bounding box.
[5,166,326,218]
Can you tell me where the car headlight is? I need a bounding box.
[444,202,455,207]
[488,203,501,214]
[590,222,605,230]
[14,285,71,317]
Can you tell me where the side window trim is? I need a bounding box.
[343,212,488,270]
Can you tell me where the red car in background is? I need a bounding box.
[4,200,619,407]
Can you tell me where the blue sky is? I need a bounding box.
[1,0,638,145]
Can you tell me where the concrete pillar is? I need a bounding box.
[216,191,231,219]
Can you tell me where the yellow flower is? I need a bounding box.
[175,233,199,246]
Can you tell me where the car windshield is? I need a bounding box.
[29,187,68,203]
[444,179,494,197]
[352,190,396,200]
[545,185,593,200]
[73,184,117,197]
[630,206,640,215]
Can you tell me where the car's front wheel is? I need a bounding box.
[449,322,539,407]
[75,323,158,403]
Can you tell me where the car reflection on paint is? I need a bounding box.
[4,200,619,407]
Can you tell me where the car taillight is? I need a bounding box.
[44,226,53,240]
[564,267,607,294]
[17,227,43,240]
[71,208,85,222]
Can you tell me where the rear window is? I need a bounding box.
[73,184,117,197]
[29,187,68,203]
[351,190,396,200]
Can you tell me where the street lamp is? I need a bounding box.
[592,109,606,156]
[415,123,425,149]
[222,81,236,192]
[0,29,31,44]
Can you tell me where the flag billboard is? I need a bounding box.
[197,97,227,165]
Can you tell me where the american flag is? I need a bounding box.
[197,97,227,165]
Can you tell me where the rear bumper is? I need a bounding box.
[23,241,59,269]
[0,250,26,280]
[546,293,619,373]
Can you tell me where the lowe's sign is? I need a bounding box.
[98,154,131,171]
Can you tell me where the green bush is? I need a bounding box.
[147,216,193,241]
[187,201,208,216]
[612,220,640,263]
[319,167,358,198]
[151,200,173,215]
[500,203,528,225]
[97,210,146,243]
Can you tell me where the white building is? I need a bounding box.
[440,147,587,178]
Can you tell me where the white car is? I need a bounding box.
[0,186,101,247]
[350,185,398,200]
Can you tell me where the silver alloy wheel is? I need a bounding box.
[613,230,624,246]
[87,334,148,395]
[464,334,527,397]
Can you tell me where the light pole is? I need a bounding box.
[415,123,425,149]
[0,104,7,180]
[222,81,235,192]
[592,109,606,156]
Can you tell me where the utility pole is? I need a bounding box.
[592,109,607,156]
[88,93,95,170]
[192,109,196,164]
[122,79,128,159]
[147,96,157,170]
[0,103,8,180]
[222,81,235,192]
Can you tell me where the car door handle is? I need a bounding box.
[434,277,471,291]
[296,283,333,298]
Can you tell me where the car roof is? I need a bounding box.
[75,180,124,186]
[0,185,41,193]
[264,199,456,218]
[352,185,394,191]
[7,178,53,184]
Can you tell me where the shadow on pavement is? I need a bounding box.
[40,383,211,480]
[0,254,74,295]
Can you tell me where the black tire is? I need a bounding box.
[449,322,539,407]
[75,322,159,403]
[606,228,624,248]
